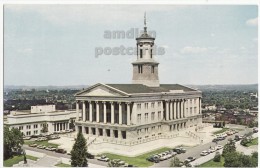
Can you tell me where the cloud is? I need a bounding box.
[180,46,208,54]
[246,17,258,27]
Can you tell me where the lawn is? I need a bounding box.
[246,137,258,147]
[4,155,38,167]
[199,156,225,167]
[213,128,229,135]
[103,147,171,167]
[24,140,59,148]
[55,163,71,167]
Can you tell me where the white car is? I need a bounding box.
[200,151,209,156]
[97,155,109,162]
[216,145,223,150]
[208,148,216,153]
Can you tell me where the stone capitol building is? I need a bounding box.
[74,16,202,146]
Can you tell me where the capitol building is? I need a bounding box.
[74,17,202,145]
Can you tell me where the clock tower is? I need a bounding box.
[132,13,160,87]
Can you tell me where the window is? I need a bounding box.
[150,49,153,58]
[151,66,154,73]
[145,103,149,109]
[137,129,141,135]
[140,49,143,58]
[26,131,31,136]
[145,128,149,133]
[145,113,148,122]
[190,107,192,115]
[138,65,143,73]
[190,99,192,105]
[19,126,23,130]
[34,124,38,129]
[26,125,31,129]
[158,102,161,107]
[158,125,161,131]
[194,107,197,114]
[158,111,161,120]
[137,104,141,110]
[137,114,141,124]
[151,103,155,108]
[151,112,155,121]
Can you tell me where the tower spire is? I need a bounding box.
[144,12,147,33]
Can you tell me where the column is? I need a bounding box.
[82,101,86,122]
[119,103,122,125]
[180,100,183,118]
[176,101,179,119]
[76,101,79,121]
[183,99,186,118]
[197,98,200,114]
[127,103,131,126]
[199,97,202,114]
[103,102,107,124]
[187,99,190,117]
[103,129,106,137]
[111,102,115,124]
[118,130,122,140]
[173,101,177,119]
[165,101,169,120]
[111,129,114,138]
[89,101,93,122]
[96,102,99,122]
[170,101,173,120]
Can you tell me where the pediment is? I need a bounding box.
[75,83,128,97]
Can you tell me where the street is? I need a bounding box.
[23,126,254,167]
[153,126,253,167]
[23,145,108,167]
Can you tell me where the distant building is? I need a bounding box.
[5,105,78,136]
[203,105,217,111]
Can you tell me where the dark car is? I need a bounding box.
[173,147,186,154]
[212,138,218,142]
[146,156,160,163]
[86,152,95,159]
[55,148,67,154]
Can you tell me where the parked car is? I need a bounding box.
[86,152,95,159]
[29,143,37,147]
[200,151,208,156]
[146,155,160,163]
[55,148,67,154]
[185,157,196,163]
[37,145,45,149]
[212,138,218,142]
[173,147,186,154]
[23,136,31,140]
[97,155,109,162]
[253,127,258,133]
[217,136,225,141]
[216,145,223,150]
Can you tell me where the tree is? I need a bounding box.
[224,152,242,167]
[222,139,236,158]
[4,126,24,160]
[70,132,88,167]
[108,159,121,167]
[170,157,182,167]
[213,152,221,162]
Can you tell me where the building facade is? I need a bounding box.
[74,17,202,143]
[5,105,77,136]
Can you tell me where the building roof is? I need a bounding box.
[106,84,196,94]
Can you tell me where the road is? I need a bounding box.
[23,145,108,167]
[153,126,253,167]
[23,125,254,167]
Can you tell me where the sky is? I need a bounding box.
[4,5,258,86]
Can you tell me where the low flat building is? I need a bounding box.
[5,105,77,136]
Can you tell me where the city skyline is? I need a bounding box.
[4,5,258,86]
